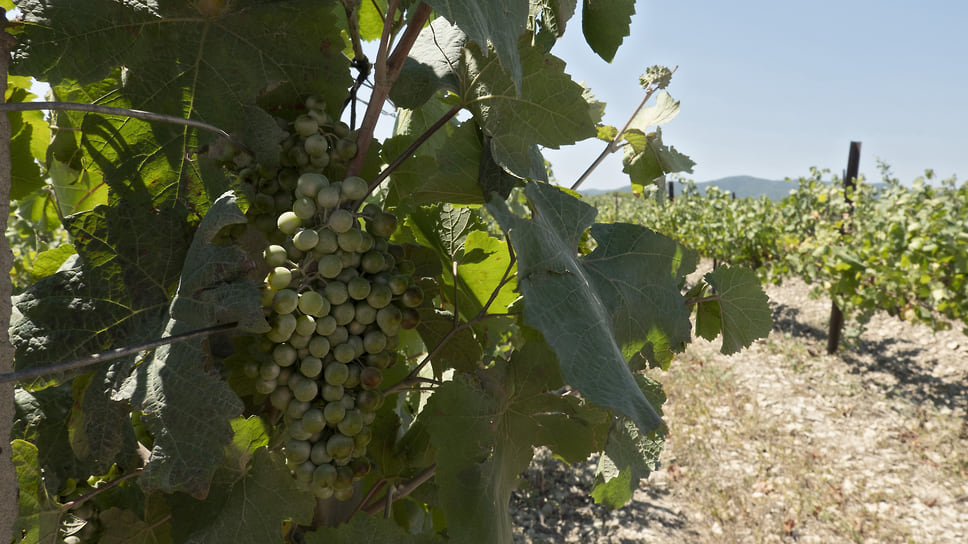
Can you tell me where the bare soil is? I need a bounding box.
[511,263,968,543]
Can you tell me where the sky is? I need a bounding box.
[536,0,968,191]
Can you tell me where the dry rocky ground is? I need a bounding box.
[510,263,968,543]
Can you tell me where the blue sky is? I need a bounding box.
[539,0,968,191]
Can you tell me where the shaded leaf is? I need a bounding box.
[12,440,63,544]
[581,0,636,62]
[702,266,773,354]
[391,17,466,109]
[98,507,173,544]
[487,182,698,433]
[304,513,445,544]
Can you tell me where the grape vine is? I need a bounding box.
[2,1,772,543]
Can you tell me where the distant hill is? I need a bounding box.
[691,176,793,201]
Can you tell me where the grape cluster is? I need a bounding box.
[237,106,422,500]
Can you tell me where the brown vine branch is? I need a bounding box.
[60,469,143,512]
[346,1,432,178]
[0,322,239,385]
[361,464,436,515]
[0,101,238,144]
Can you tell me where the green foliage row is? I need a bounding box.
[590,167,968,336]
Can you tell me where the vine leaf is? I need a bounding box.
[115,194,267,498]
[591,375,666,509]
[581,0,636,62]
[11,439,63,544]
[622,127,695,195]
[6,75,49,200]
[169,448,315,544]
[487,181,698,434]
[425,338,609,544]
[424,0,530,92]
[460,37,597,178]
[628,90,680,131]
[391,17,467,109]
[304,512,445,543]
[696,266,773,354]
[98,507,172,544]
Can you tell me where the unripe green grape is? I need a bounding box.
[292,228,319,251]
[327,209,355,233]
[315,315,338,336]
[400,307,420,329]
[272,343,297,367]
[375,304,402,335]
[387,274,410,295]
[282,237,305,261]
[292,196,317,220]
[277,211,302,234]
[288,332,311,350]
[313,462,337,488]
[365,350,392,370]
[266,266,292,290]
[297,172,328,197]
[272,289,299,314]
[321,383,344,402]
[301,408,326,434]
[362,330,387,354]
[298,290,328,317]
[337,249,360,269]
[315,185,341,209]
[385,334,399,351]
[314,229,339,254]
[359,365,383,389]
[331,343,355,365]
[359,251,386,275]
[313,485,335,499]
[366,284,393,310]
[340,176,368,200]
[339,394,355,411]
[336,267,359,283]
[396,259,416,276]
[332,485,354,501]
[274,192,294,215]
[331,302,356,326]
[367,211,397,239]
[286,399,310,420]
[354,303,377,326]
[310,151,330,169]
[252,193,276,214]
[350,457,371,479]
[259,360,281,381]
[326,433,355,459]
[270,313,297,340]
[324,281,349,305]
[270,386,292,411]
[317,254,343,279]
[357,390,383,412]
[293,114,319,137]
[336,138,358,160]
[254,377,277,395]
[277,168,299,190]
[346,277,371,300]
[337,228,363,253]
[346,320,367,336]
[294,460,316,483]
[361,410,376,425]
[344,364,361,388]
[262,286,279,308]
[401,285,424,308]
[295,315,316,337]
[353,426,373,449]
[327,326,349,345]
[308,335,331,359]
[311,441,333,465]
[286,439,312,465]
[264,245,288,267]
[323,401,346,424]
[300,356,323,378]
[347,335,365,358]
[325,361,350,384]
[290,376,319,402]
[337,410,364,436]
[304,134,329,157]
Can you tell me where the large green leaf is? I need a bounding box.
[11,440,63,544]
[487,181,697,433]
[390,17,467,109]
[12,386,88,495]
[13,0,351,132]
[622,127,695,194]
[581,0,636,62]
[97,507,173,544]
[698,266,773,354]
[424,0,530,92]
[6,76,49,200]
[425,339,609,544]
[459,37,597,178]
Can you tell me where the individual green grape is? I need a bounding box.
[321,383,344,402]
[337,249,361,269]
[326,433,354,459]
[359,250,386,274]
[353,426,373,448]
[292,228,319,251]
[264,245,288,267]
[269,313,297,341]
[308,335,331,358]
[324,361,350,384]
[340,176,368,200]
[359,365,383,389]
[366,211,397,239]
[387,274,410,296]
[314,229,339,254]
[317,254,343,279]
[400,285,424,308]
[290,375,319,402]
[366,284,392,309]
[356,390,383,412]
[292,196,317,219]
[301,408,326,434]
[337,228,363,252]
[266,266,292,290]
[269,386,292,411]
[294,460,316,483]
[272,289,299,314]
[315,315,338,336]
[324,281,349,305]
[316,185,341,209]
[293,115,319,138]
[336,266,359,283]
[339,394,355,411]
[277,211,302,234]
[286,399,310,420]
[313,462,338,487]
[362,330,386,354]
[375,304,402,335]
[242,360,260,378]
[331,343,355,365]
[400,307,420,330]
[298,290,329,317]
[288,332,311,350]
[350,457,371,478]
[331,302,356,326]
[313,485,335,500]
[327,208,355,233]
[323,401,346,425]
[346,277,371,300]
[286,439,312,465]
[304,133,329,157]
[295,315,316,337]
[254,377,277,395]
[326,325,349,345]
[365,350,392,370]
[335,138,357,161]
[344,364,361,389]
[357,231,375,253]
[300,356,323,378]
[310,441,333,465]
[297,172,328,196]
[337,410,364,436]
[353,303,376,326]
[272,343,297,367]
[346,320,367,336]
[259,360,281,381]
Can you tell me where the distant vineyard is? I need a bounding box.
[587,168,968,337]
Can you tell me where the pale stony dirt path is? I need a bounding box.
[511,265,968,543]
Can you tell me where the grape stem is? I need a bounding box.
[360,464,436,515]
[569,66,679,191]
[346,1,433,179]
[0,322,239,384]
[60,469,143,512]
